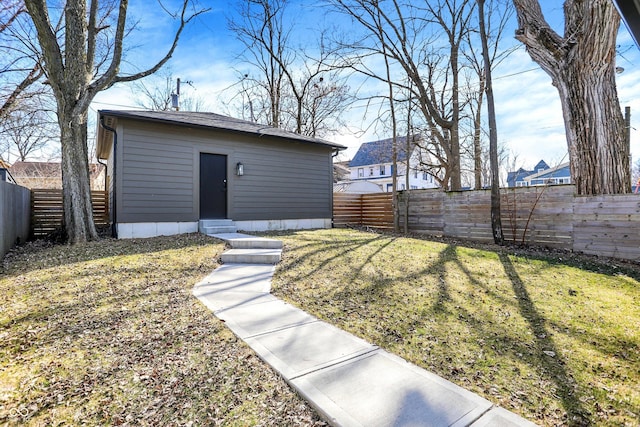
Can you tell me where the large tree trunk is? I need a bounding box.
[60,109,97,243]
[556,64,628,194]
[513,0,631,195]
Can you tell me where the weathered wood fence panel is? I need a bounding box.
[393,185,640,262]
[500,186,574,249]
[31,189,109,238]
[573,194,640,260]
[333,193,393,229]
[404,190,444,235]
[443,191,493,242]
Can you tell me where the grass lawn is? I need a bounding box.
[0,234,326,426]
[269,228,640,427]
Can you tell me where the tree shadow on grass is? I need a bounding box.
[499,253,590,426]
[307,236,595,424]
[277,233,393,283]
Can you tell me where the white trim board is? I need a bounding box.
[117,222,198,239]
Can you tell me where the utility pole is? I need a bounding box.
[171,78,181,111]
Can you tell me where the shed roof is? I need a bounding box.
[349,136,415,167]
[613,0,640,47]
[96,110,346,159]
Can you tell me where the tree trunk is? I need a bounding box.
[473,77,485,189]
[60,109,98,243]
[478,0,503,245]
[513,0,631,195]
[450,41,462,191]
[555,67,629,194]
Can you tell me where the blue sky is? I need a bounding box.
[90,0,640,175]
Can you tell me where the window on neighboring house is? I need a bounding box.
[380,165,385,175]
[413,170,418,178]
[369,167,374,176]
[411,185,418,189]
[422,172,428,180]
[401,184,406,190]
[386,183,393,192]
[358,168,364,178]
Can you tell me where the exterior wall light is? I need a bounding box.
[236,162,244,176]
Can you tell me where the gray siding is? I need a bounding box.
[116,120,333,223]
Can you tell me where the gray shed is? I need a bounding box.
[96,110,345,238]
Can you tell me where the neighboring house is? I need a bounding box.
[349,136,438,192]
[507,160,551,187]
[522,162,571,186]
[0,159,15,183]
[9,161,106,190]
[333,180,383,194]
[96,110,345,238]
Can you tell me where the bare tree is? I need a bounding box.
[229,0,352,138]
[513,0,630,195]
[229,0,291,128]
[464,0,514,190]
[24,0,206,243]
[333,0,475,191]
[1,100,57,161]
[0,0,47,119]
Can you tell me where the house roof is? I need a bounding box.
[96,110,346,159]
[522,162,570,182]
[333,180,383,194]
[349,136,414,167]
[9,161,104,179]
[507,159,551,186]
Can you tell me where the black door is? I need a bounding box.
[200,153,227,219]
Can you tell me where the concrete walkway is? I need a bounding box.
[193,233,537,427]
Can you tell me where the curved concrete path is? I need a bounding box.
[193,233,537,427]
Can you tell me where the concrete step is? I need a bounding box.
[204,225,238,234]
[230,238,282,249]
[200,220,237,235]
[228,237,282,249]
[220,248,282,264]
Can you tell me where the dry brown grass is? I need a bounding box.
[0,234,325,426]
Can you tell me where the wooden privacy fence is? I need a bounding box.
[396,185,640,261]
[333,193,394,229]
[332,186,640,261]
[31,189,109,238]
